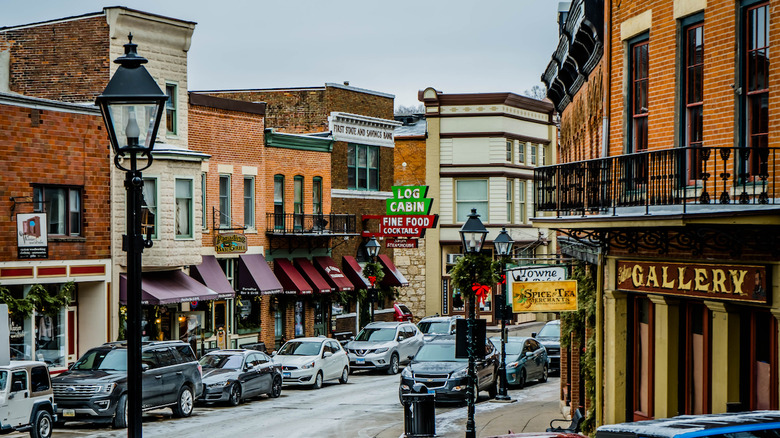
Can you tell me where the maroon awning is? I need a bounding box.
[274,258,313,295]
[238,254,283,295]
[190,255,235,299]
[342,256,370,289]
[119,270,220,305]
[378,254,409,287]
[293,258,332,294]
[313,256,354,292]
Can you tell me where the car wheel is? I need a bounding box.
[311,371,323,389]
[539,364,549,383]
[228,383,242,406]
[339,367,349,384]
[270,376,282,398]
[112,393,128,429]
[386,354,399,375]
[172,386,194,418]
[518,368,527,389]
[30,409,53,438]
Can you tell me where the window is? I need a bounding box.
[313,177,323,215]
[683,19,704,183]
[30,366,49,392]
[540,145,547,165]
[744,2,770,177]
[506,140,513,162]
[165,83,177,135]
[33,186,81,236]
[630,37,650,153]
[243,177,254,229]
[201,173,207,230]
[348,144,379,190]
[274,175,284,229]
[455,179,488,222]
[219,175,231,228]
[530,145,537,165]
[294,175,303,229]
[518,180,526,223]
[10,371,26,392]
[141,178,157,238]
[175,178,193,238]
[506,179,514,223]
[518,143,526,164]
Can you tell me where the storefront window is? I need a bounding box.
[236,297,262,334]
[294,301,305,337]
[5,284,67,368]
[35,310,65,368]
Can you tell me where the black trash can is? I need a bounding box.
[401,384,435,437]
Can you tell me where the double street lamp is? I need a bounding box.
[493,227,514,401]
[96,34,167,438]
[365,237,381,322]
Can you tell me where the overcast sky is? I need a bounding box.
[1,1,561,109]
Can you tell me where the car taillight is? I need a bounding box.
[198,364,202,377]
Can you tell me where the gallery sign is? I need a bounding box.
[215,233,247,254]
[17,213,48,259]
[617,260,768,303]
[512,280,578,312]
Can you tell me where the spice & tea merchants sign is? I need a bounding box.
[617,260,768,303]
[512,280,578,312]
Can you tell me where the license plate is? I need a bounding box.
[427,388,435,394]
[356,358,365,365]
[283,372,291,377]
[63,409,75,417]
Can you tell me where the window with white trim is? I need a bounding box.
[175,178,193,238]
[455,179,488,222]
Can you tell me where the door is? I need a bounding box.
[631,296,655,421]
[526,339,545,378]
[241,353,268,396]
[274,308,285,349]
[141,348,163,408]
[154,347,183,405]
[7,370,32,427]
[67,307,78,364]
[320,342,337,380]
[328,341,347,377]
[313,299,327,337]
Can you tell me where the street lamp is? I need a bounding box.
[96,34,167,438]
[459,208,488,438]
[365,236,381,322]
[493,227,514,401]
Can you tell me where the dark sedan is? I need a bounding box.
[532,320,560,374]
[198,349,282,406]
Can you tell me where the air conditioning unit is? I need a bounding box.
[446,254,463,265]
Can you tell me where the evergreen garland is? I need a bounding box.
[0,281,73,318]
[449,253,500,298]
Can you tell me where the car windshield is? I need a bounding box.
[199,354,243,370]
[418,321,450,335]
[72,349,127,371]
[494,341,524,356]
[278,341,322,356]
[414,343,465,362]
[538,323,560,338]
[355,327,396,342]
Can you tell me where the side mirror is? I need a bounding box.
[323,351,333,358]
[141,363,150,372]
[526,352,534,358]
[408,355,414,361]
[531,332,537,338]
[11,381,24,392]
[350,336,355,341]
[271,351,277,356]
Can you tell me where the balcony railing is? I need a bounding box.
[265,213,357,236]
[535,146,780,216]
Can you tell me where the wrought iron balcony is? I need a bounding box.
[535,146,780,217]
[265,213,358,236]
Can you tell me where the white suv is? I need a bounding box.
[0,360,56,438]
[345,322,424,374]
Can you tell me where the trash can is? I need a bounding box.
[401,383,435,437]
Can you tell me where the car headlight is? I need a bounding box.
[507,362,519,369]
[209,380,230,387]
[401,367,413,378]
[450,368,468,379]
[301,361,316,369]
[99,383,116,393]
[374,348,388,354]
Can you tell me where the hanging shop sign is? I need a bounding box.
[512,280,578,312]
[329,112,400,148]
[17,213,48,259]
[377,215,437,238]
[215,233,247,254]
[387,186,433,215]
[510,266,567,282]
[617,260,768,303]
[386,238,418,249]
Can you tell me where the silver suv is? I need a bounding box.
[0,360,56,438]
[345,322,423,374]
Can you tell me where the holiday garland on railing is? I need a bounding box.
[0,281,74,318]
[333,261,397,305]
[449,253,500,302]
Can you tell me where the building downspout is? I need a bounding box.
[601,0,612,158]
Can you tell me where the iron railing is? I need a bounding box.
[265,213,357,235]
[535,146,780,216]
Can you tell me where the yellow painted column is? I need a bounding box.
[648,294,679,418]
[603,288,628,424]
[705,300,740,413]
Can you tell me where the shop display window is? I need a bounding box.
[236,297,262,334]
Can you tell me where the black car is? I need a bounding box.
[417,315,462,342]
[532,320,560,374]
[198,349,282,405]
[52,341,203,428]
[399,335,498,403]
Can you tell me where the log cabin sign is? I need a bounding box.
[617,260,768,303]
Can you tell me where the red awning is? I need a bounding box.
[378,254,409,287]
[293,258,332,294]
[119,270,220,305]
[237,254,283,295]
[342,256,370,289]
[313,256,354,292]
[190,255,235,299]
[274,258,313,295]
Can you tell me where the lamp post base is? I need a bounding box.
[492,395,516,403]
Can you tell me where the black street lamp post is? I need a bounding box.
[96,34,167,438]
[459,209,488,438]
[493,227,514,401]
[365,237,381,323]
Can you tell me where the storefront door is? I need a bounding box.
[747,310,778,409]
[631,295,654,421]
[274,308,285,348]
[313,299,327,337]
[682,302,710,414]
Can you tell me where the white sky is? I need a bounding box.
[0,1,561,109]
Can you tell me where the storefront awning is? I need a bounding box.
[342,256,371,290]
[293,258,332,294]
[378,254,409,287]
[274,258,313,295]
[119,270,220,305]
[237,254,283,295]
[190,255,235,299]
[313,256,354,292]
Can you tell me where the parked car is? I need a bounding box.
[532,320,560,374]
[489,336,548,388]
[399,335,499,402]
[417,315,463,342]
[52,341,203,428]
[345,321,423,374]
[393,303,414,322]
[595,411,780,438]
[272,337,349,389]
[198,349,282,405]
[0,360,56,438]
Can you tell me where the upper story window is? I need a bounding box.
[348,144,379,191]
[244,176,255,229]
[630,36,650,153]
[506,179,514,223]
[175,178,193,238]
[455,179,488,222]
[743,1,770,176]
[219,175,231,228]
[540,145,547,165]
[33,186,81,236]
[165,83,177,135]
[294,175,304,230]
[518,180,526,223]
[313,177,323,215]
[506,140,514,162]
[142,178,157,239]
[518,143,526,164]
[683,17,704,183]
[274,175,284,229]
[531,145,537,165]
